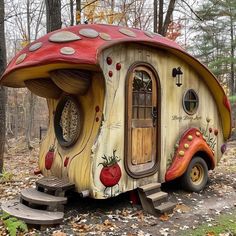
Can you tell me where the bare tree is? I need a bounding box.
[154,0,177,36]
[153,0,158,32]
[161,0,176,35]
[0,0,6,172]
[229,2,235,94]
[45,0,62,33]
[158,0,163,33]
[76,0,81,24]
[5,0,47,148]
[70,0,74,26]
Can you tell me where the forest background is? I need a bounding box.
[0,0,235,173]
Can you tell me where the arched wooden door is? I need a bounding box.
[126,65,158,178]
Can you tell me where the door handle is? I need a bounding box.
[152,106,157,126]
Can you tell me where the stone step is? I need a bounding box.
[36,176,75,195]
[1,200,64,225]
[147,191,168,202]
[138,182,161,192]
[155,201,176,214]
[21,188,67,206]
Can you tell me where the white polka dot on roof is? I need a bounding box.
[49,31,81,43]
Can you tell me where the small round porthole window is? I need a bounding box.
[54,96,81,147]
[183,89,199,115]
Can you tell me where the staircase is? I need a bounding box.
[137,183,176,216]
[1,178,175,225]
[1,176,75,225]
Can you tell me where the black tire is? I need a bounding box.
[181,157,208,192]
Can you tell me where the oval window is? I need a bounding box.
[183,89,199,115]
[54,96,81,147]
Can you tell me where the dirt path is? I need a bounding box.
[0,139,236,235]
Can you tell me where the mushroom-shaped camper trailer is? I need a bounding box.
[1,24,231,200]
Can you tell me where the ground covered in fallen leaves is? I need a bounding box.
[0,138,236,235]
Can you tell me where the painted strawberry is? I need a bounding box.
[99,150,121,188]
[45,146,54,170]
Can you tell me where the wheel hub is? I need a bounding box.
[190,163,204,185]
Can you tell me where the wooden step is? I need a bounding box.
[138,182,161,192]
[147,191,168,202]
[21,188,67,206]
[1,200,64,225]
[155,201,176,214]
[36,176,75,195]
[138,182,176,216]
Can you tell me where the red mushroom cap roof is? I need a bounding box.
[1,24,183,86]
[0,24,231,140]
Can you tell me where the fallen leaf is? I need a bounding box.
[131,224,138,229]
[206,232,215,236]
[159,228,169,236]
[132,210,144,221]
[175,204,191,213]
[127,233,136,236]
[52,231,67,236]
[72,223,91,232]
[122,209,129,216]
[159,214,170,222]
[103,219,114,227]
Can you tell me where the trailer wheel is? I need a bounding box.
[181,157,208,192]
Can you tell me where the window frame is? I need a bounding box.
[132,69,153,120]
[54,95,82,148]
[182,89,199,115]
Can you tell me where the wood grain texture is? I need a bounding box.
[126,64,158,177]
[131,127,153,165]
[39,72,104,193]
[1,200,64,225]
[132,128,143,165]
[25,78,62,99]
[91,43,224,197]
[21,188,67,205]
[143,127,152,163]
[38,42,224,199]
[50,69,91,95]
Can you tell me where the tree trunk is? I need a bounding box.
[70,0,74,26]
[153,0,158,32]
[14,90,18,139]
[158,0,163,34]
[76,0,81,24]
[0,0,6,173]
[229,12,235,95]
[154,0,176,36]
[26,91,36,149]
[25,0,37,149]
[26,0,31,42]
[110,0,115,24]
[45,0,62,33]
[161,0,176,36]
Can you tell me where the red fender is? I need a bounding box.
[165,128,215,182]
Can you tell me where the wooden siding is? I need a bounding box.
[39,43,224,199]
[39,73,104,193]
[91,43,223,198]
